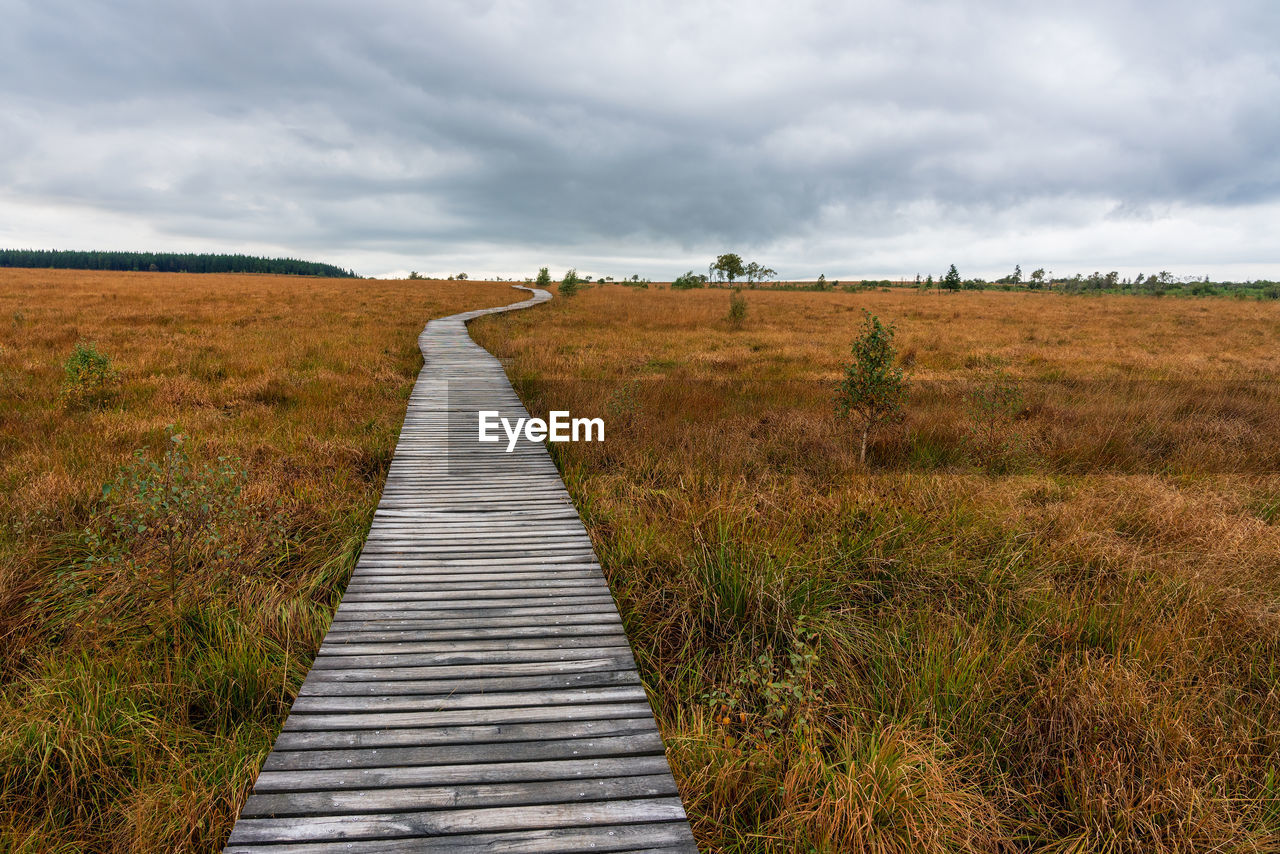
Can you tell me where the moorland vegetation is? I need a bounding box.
[473,283,1280,852]
[0,269,520,851]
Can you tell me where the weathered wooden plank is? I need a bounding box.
[321,613,626,632]
[337,584,608,602]
[224,821,697,853]
[227,797,690,844]
[268,718,660,754]
[331,600,620,617]
[295,669,641,698]
[281,701,656,731]
[303,657,636,684]
[241,774,678,817]
[289,685,646,714]
[315,635,628,656]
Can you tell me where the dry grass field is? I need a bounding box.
[471,285,1280,852]
[0,269,522,851]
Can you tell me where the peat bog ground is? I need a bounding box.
[5,271,1280,852]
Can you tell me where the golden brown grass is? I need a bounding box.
[472,284,1280,852]
[0,269,523,852]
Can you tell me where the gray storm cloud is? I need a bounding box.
[2,0,1278,278]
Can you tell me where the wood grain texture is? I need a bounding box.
[224,286,696,852]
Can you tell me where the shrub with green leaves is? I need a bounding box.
[558,268,581,297]
[60,341,120,410]
[834,311,908,464]
[536,266,552,288]
[66,428,282,641]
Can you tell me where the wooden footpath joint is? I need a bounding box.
[225,286,697,852]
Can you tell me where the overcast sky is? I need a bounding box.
[2,0,1277,280]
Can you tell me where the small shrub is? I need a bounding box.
[536,266,552,288]
[70,428,281,644]
[835,312,908,465]
[704,624,822,742]
[558,268,581,297]
[727,289,747,328]
[60,341,120,410]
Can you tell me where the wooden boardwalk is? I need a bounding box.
[225,286,697,852]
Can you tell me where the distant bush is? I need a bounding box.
[672,271,706,290]
[61,341,120,410]
[536,267,552,288]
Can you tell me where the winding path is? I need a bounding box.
[225,286,696,852]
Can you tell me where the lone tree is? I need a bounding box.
[835,311,908,465]
[713,253,745,285]
[943,264,962,292]
[536,267,552,288]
